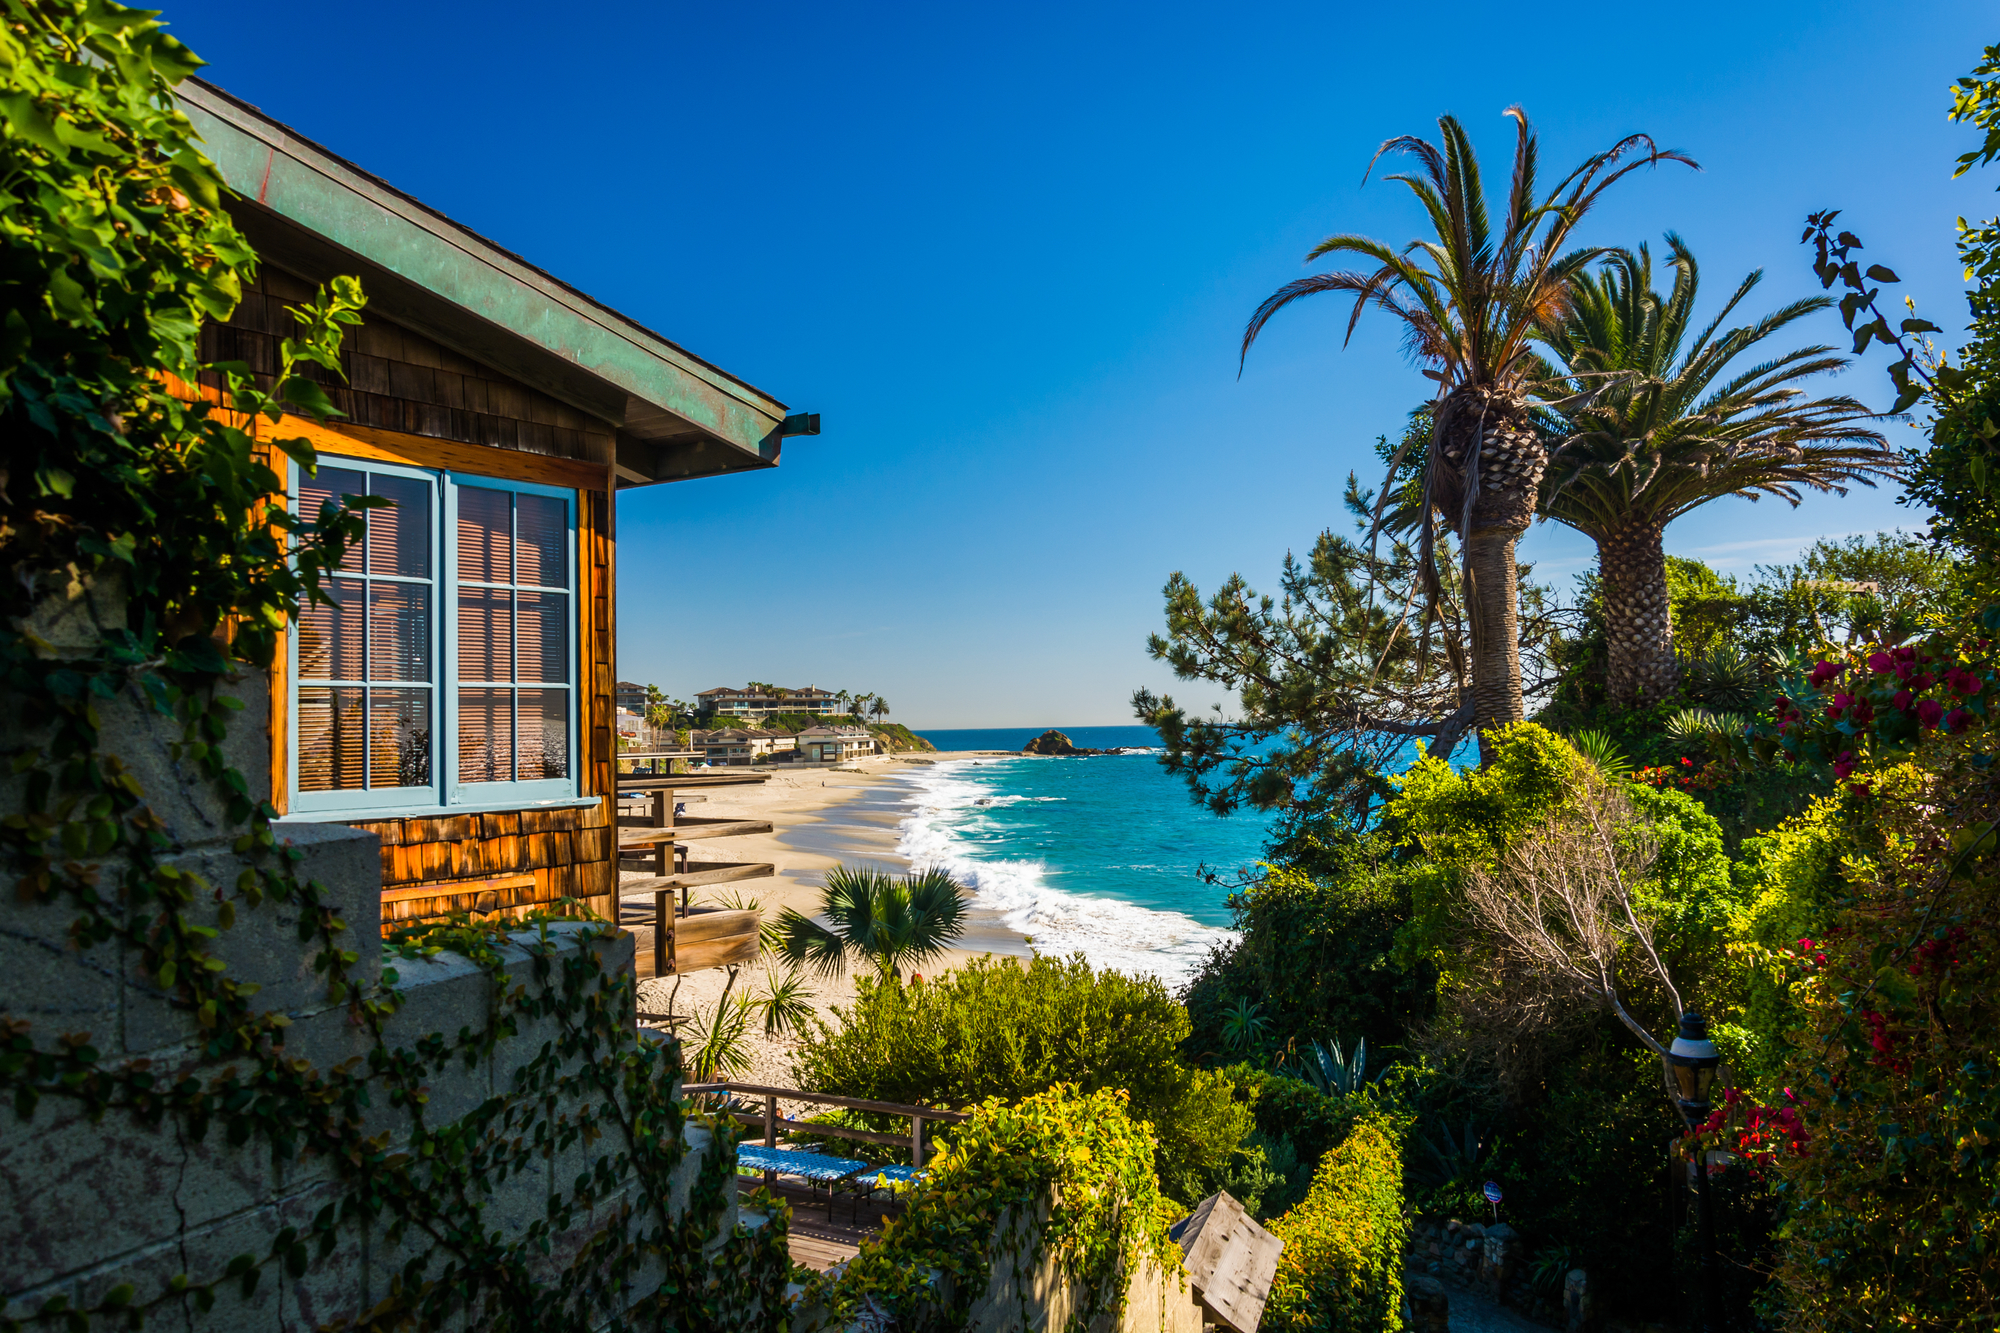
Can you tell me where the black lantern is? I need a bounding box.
[1667,1009,1721,1116]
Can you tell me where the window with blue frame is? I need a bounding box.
[290,457,578,816]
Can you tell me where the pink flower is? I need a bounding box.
[1917,698,1945,728]
[1948,707,1975,734]
[1868,652,1895,674]
[1892,690,1914,711]
[1810,660,1845,688]
[1833,751,1857,780]
[1947,667,1985,697]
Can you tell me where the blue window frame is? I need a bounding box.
[288,456,580,818]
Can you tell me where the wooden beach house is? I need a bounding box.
[178,80,813,932]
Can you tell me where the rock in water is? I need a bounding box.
[1020,729,1108,756]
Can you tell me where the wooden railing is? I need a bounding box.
[681,1081,969,1169]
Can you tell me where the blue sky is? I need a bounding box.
[169,2,1990,726]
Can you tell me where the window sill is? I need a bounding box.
[276,794,603,825]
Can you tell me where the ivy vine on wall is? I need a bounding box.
[0,2,791,1327]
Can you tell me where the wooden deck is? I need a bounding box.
[735,1176,903,1273]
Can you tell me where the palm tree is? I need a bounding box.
[1241,110,1693,757]
[870,696,890,725]
[1539,236,1893,706]
[774,865,968,981]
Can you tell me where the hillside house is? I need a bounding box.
[689,727,792,765]
[697,684,841,722]
[178,80,813,926]
[796,725,878,763]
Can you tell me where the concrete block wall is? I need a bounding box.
[1,653,741,1330]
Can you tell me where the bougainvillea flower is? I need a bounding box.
[1948,707,1975,734]
[1917,698,1945,728]
[1868,652,1894,674]
[1833,751,1856,780]
[1810,660,1845,688]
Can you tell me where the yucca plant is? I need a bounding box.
[1220,996,1271,1054]
[1679,643,1762,711]
[684,993,754,1083]
[1570,728,1633,780]
[748,967,816,1039]
[1410,1116,1492,1192]
[1664,707,1752,744]
[773,865,968,981]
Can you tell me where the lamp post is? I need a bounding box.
[1666,1010,1723,1333]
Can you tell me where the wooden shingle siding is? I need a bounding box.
[199,267,612,464]
[212,270,624,930]
[356,796,616,925]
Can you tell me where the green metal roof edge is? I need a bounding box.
[179,79,787,456]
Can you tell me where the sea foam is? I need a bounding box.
[890,758,1238,988]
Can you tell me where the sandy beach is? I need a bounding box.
[628,750,1030,1088]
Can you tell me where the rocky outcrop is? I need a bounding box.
[1021,729,1102,756]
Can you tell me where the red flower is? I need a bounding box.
[1833,751,1857,780]
[1892,690,1914,711]
[1867,651,1894,674]
[1917,698,1945,728]
[1947,707,1975,734]
[1810,660,1845,688]
[1946,667,1985,697]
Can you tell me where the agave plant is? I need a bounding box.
[1570,728,1633,780]
[1289,1035,1373,1097]
[1410,1117,1491,1191]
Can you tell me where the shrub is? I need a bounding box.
[1264,1114,1409,1332]
[1184,835,1435,1062]
[793,953,1253,1205]
[805,1085,1181,1329]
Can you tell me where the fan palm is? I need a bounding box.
[774,865,968,981]
[870,696,889,725]
[1242,111,1692,758]
[1540,236,1894,705]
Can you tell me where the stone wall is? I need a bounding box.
[0,656,750,1329]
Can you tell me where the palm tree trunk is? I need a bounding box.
[1444,390,1544,763]
[1599,518,1676,707]
[1467,513,1528,762]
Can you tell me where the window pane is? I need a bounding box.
[458,587,512,683]
[368,474,432,578]
[369,688,432,788]
[458,687,514,783]
[299,466,365,573]
[297,580,364,681]
[516,589,568,684]
[519,689,568,780]
[368,584,432,682]
[296,687,365,790]
[516,494,566,588]
[458,486,512,584]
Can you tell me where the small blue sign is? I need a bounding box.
[1482,1181,1504,1204]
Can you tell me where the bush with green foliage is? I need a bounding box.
[793,954,1253,1206]
[1183,835,1434,1064]
[1264,1113,1409,1332]
[803,1085,1183,1329]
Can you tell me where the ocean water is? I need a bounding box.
[885,726,1277,987]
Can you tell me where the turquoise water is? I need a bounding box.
[888,726,1276,984]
